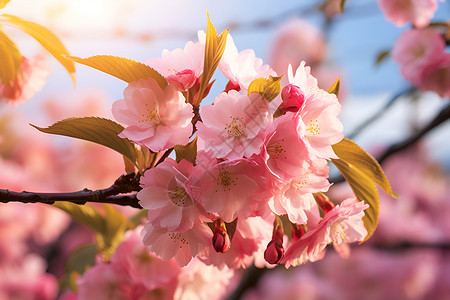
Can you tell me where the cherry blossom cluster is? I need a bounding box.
[378,0,449,98]
[111,31,369,269]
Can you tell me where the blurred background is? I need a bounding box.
[0,0,449,299]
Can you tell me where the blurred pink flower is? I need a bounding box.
[0,254,57,300]
[111,227,180,291]
[282,198,368,268]
[112,78,193,152]
[392,28,446,85]
[0,55,49,105]
[270,18,326,75]
[174,259,235,300]
[138,158,204,232]
[146,41,204,91]
[218,33,277,91]
[418,53,450,98]
[378,0,438,28]
[140,222,213,267]
[196,90,271,160]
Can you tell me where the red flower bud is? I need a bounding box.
[212,219,231,253]
[313,192,335,214]
[281,84,305,112]
[264,239,284,265]
[225,80,241,92]
[166,69,197,91]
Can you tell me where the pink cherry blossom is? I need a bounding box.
[138,158,204,232]
[140,222,213,267]
[392,29,446,85]
[218,33,277,91]
[417,53,450,98]
[378,0,438,28]
[111,227,180,290]
[0,55,49,104]
[196,90,272,160]
[192,151,267,222]
[270,18,326,75]
[288,62,344,160]
[282,198,368,268]
[261,112,309,181]
[269,159,331,224]
[146,41,204,91]
[174,259,235,300]
[112,78,193,152]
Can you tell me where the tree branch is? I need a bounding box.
[0,172,142,208]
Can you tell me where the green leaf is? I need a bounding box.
[0,29,22,84]
[53,202,129,260]
[327,77,340,97]
[196,12,228,105]
[65,243,97,275]
[98,204,128,259]
[30,117,138,167]
[331,159,378,242]
[2,14,75,83]
[174,136,197,164]
[332,138,397,197]
[0,0,11,9]
[248,75,283,102]
[53,202,105,233]
[375,50,390,66]
[67,55,167,89]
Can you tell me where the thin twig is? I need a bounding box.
[347,86,415,140]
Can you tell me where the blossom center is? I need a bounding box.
[225,117,247,138]
[141,105,163,126]
[168,186,192,207]
[293,172,311,190]
[267,140,287,159]
[216,171,236,191]
[306,119,320,139]
[168,232,188,248]
[330,223,347,244]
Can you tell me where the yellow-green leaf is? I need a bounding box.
[2,14,75,83]
[327,77,340,97]
[332,138,397,197]
[340,0,347,13]
[67,55,167,89]
[53,202,105,233]
[196,12,228,105]
[98,204,129,259]
[174,136,198,164]
[64,243,96,275]
[248,75,283,102]
[0,29,22,84]
[0,0,11,9]
[331,159,378,242]
[30,117,138,167]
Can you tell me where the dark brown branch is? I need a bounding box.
[0,172,142,208]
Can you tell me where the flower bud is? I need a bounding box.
[212,219,231,253]
[264,239,284,265]
[225,80,241,92]
[166,69,197,91]
[281,84,305,112]
[313,192,335,214]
